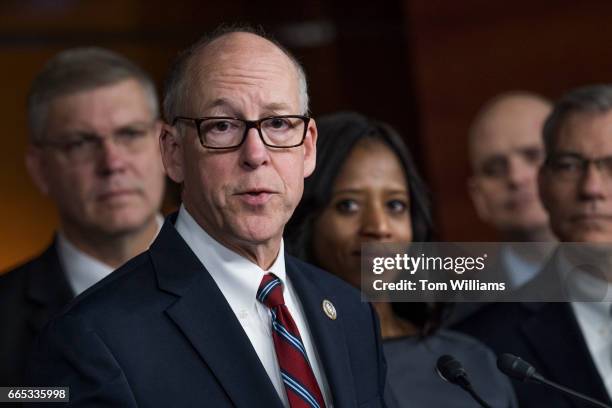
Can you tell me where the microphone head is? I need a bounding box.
[497,353,537,382]
[436,355,469,387]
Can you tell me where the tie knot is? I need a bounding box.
[257,273,285,308]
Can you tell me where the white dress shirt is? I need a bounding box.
[501,246,544,288]
[558,251,612,399]
[568,267,612,399]
[175,205,332,407]
[58,215,163,296]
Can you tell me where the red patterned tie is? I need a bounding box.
[257,273,327,408]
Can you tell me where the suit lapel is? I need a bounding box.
[26,240,74,333]
[152,218,283,408]
[521,302,611,406]
[286,257,357,408]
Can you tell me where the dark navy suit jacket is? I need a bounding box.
[455,253,611,408]
[456,301,610,408]
[27,218,387,407]
[0,241,73,386]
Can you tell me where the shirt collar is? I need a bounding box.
[500,245,542,287]
[174,204,286,312]
[57,232,114,296]
[557,251,612,309]
[57,214,164,296]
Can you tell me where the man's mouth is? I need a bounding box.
[236,190,276,205]
[571,214,612,223]
[506,193,537,209]
[97,189,138,201]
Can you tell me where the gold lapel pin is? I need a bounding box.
[322,299,337,320]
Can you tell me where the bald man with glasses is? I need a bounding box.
[27,27,388,408]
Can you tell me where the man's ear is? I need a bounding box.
[303,118,317,178]
[160,122,185,184]
[468,176,491,224]
[152,120,167,174]
[25,146,50,196]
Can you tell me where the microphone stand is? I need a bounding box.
[533,374,611,408]
[461,383,492,408]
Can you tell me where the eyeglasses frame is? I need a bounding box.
[172,115,311,149]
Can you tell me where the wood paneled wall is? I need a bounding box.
[0,0,414,270]
[404,0,612,240]
[2,0,612,270]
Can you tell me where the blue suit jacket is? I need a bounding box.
[27,217,387,407]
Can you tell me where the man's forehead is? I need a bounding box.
[185,35,300,114]
[482,95,551,123]
[193,32,294,75]
[479,103,547,142]
[50,79,148,109]
[204,32,282,55]
[554,110,612,153]
[205,98,293,112]
[470,96,549,163]
[472,128,543,165]
[47,80,153,131]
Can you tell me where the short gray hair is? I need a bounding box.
[543,84,612,154]
[27,47,159,142]
[163,25,309,123]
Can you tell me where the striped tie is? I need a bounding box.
[257,273,327,408]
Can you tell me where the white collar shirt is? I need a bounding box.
[501,246,542,288]
[57,215,163,296]
[560,254,612,399]
[174,205,332,407]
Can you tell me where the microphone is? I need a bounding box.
[436,355,492,408]
[497,353,612,408]
[497,353,542,382]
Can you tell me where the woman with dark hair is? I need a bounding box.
[286,111,517,407]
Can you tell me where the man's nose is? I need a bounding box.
[506,157,534,188]
[96,137,127,174]
[240,128,269,170]
[578,163,608,201]
[360,203,392,240]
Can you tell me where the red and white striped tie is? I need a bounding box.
[257,273,327,408]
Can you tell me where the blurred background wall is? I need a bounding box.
[2,0,612,271]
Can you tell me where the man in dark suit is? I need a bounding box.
[447,93,555,326]
[28,27,388,408]
[0,48,166,386]
[457,84,612,407]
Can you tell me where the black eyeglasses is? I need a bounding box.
[172,115,310,149]
[545,153,612,182]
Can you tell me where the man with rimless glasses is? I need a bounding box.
[28,27,388,408]
[0,48,165,386]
